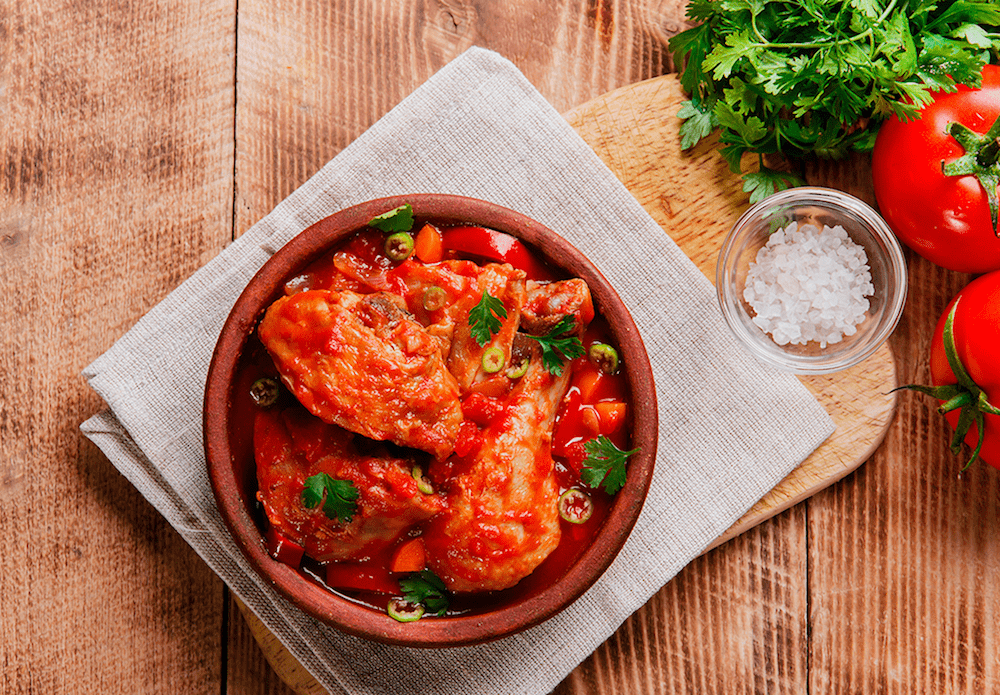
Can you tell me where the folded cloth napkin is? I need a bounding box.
[81,47,834,695]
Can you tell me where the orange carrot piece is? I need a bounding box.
[580,406,601,437]
[390,537,427,574]
[594,401,627,435]
[576,367,604,404]
[414,223,444,263]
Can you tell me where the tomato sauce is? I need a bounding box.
[243,218,632,616]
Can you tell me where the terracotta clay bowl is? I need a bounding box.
[204,194,657,647]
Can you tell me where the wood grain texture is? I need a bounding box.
[6,0,999,693]
[0,0,235,692]
[808,256,1000,694]
[234,0,691,235]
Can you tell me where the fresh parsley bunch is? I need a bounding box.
[669,0,1000,202]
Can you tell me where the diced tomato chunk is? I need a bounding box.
[594,402,627,435]
[461,392,504,427]
[576,367,604,404]
[562,441,588,474]
[454,420,483,457]
[580,406,600,437]
[414,223,444,263]
[551,386,582,456]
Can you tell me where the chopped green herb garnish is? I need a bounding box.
[580,436,639,495]
[399,569,450,617]
[526,315,585,376]
[469,291,507,347]
[301,473,360,524]
[669,0,1000,202]
[368,204,414,233]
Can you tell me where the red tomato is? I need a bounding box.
[872,65,1000,273]
[927,271,1000,470]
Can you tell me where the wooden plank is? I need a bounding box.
[556,508,809,695]
[233,0,692,235]
[808,254,1000,693]
[0,0,235,692]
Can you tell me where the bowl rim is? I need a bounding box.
[204,193,658,647]
[715,186,908,375]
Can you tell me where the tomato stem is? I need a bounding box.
[938,391,972,414]
[894,300,999,469]
[977,137,1000,169]
[943,114,1000,236]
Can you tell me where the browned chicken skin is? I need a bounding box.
[258,288,464,460]
[255,405,444,562]
[423,341,571,592]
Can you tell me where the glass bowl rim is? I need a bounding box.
[715,186,908,375]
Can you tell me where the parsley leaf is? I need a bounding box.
[399,569,450,617]
[301,473,360,524]
[678,99,719,150]
[368,204,414,233]
[668,0,1000,195]
[579,436,640,495]
[742,166,807,204]
[468,291,507,347]
[526,315,585,376]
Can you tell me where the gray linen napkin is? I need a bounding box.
[81,47,833,695]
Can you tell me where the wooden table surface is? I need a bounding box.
[3,1,999,693]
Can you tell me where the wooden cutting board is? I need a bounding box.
[563,74,897,548]
[242,73,898,693]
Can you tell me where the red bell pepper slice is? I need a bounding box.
[326,562,400,595]
[266,527,305,568]
[441,226,553,280]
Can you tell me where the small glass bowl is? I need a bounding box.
[716,187,907,375]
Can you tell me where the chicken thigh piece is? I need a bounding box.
[258,288,463,460]
[521,278,594,336]
[423,277,593,592]
[390,259,527,391]
[423,342,573,591]
[254,405,445,563]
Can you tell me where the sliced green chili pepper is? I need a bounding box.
[558,488,593,524]
[250,377,280,407]
[505,357,529,379]
[481,346,505,374]
[387,597,425,622]
[384,232,415,261]
[588,342,619,374]
[422,286,447,311]
[411,464,434,495]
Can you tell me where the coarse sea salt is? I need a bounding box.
[743,221,874,348]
